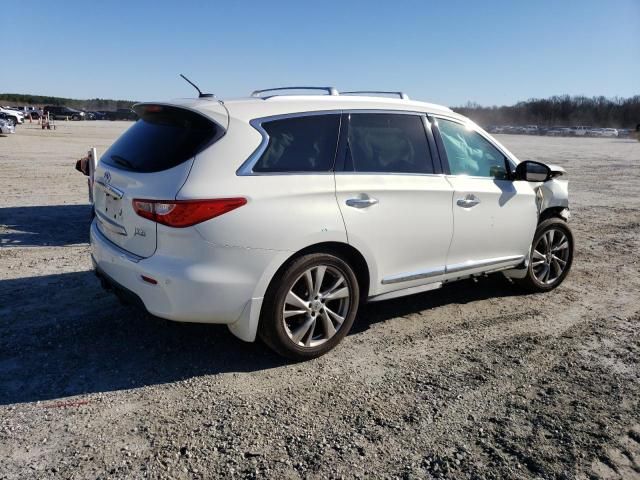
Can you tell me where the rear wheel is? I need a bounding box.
[516,217,573,292]
[259,253,360,360]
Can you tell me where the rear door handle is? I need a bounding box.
[456,194,480,208]
[346,197,379,208]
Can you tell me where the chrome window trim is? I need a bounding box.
[431,114,518,174]
[236,109,436,177]
[236,110,343,176]
[334,171,447,178]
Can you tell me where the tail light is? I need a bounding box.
[132,198,247,228]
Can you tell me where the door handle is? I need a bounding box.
[456,195,480,208]
[346,196,379,209]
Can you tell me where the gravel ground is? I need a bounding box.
[0,122,639,479]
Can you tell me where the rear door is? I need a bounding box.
[93,104,224,257]
[433,117,537,275]
[335,112,453,295]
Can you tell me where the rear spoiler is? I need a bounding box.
[134,100,229,131]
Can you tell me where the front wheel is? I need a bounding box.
[516,217,574,292]
[259,253,360,360]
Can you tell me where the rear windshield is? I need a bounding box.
[101,105,220,173]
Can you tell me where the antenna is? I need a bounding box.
[179,74,214,98]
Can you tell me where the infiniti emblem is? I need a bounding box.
[103,171,111,183]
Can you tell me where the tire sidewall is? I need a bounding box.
[261,253,360,360]
[527,218,574,291]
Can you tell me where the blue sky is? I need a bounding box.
[3,0,638,106]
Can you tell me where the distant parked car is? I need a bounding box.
[486,125,508,134]
[87,111,107,120]
[522,125,539,135]
[44,106,86,120]
[16,106,42,120]
[591,128,618,137]
[0,107,24,125]
[0,112,16,125]
[570,126,592,136]
[0,118,15,134]
[103,108,138,121]
[547,126,571,137]
[616,128,631,138]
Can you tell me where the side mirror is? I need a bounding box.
[515,160,551,182]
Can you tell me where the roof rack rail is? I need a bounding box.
[251,86,339,98]
[341,91,410,100]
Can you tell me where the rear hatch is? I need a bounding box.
[93,103,225,257]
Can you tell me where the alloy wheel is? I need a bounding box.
[282,265,351,348]
[531,228,570,285]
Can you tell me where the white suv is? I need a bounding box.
[0,107,24,125]
[90,87,573,359]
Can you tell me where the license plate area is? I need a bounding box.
[103,193,124,223]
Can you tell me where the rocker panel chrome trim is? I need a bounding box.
[445,255,525,274]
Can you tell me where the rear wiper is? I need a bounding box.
[111,155,134,170]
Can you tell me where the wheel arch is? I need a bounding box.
[539,206,568,224]
[228,241,372,343]
[267,241,371,301]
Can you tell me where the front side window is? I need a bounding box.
[345,113,434,174]
[437,118,508,178]
[253,114,340,172]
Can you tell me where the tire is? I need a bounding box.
[516,217,574,292]
[259,253,360,360]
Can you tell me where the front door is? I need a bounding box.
[434,117,538,277]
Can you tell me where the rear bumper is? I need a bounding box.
[93,261,147,311]
[90,220,283,328]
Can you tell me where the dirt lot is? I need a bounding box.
[1,122,639,479]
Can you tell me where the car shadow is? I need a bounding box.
[353,275,527,334]
[0,204,93,247]
[495,179,518,206]
[0,202,529,404]
[0,269,528,405]
[0,270,289,406]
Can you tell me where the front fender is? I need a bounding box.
[539,166,569,212]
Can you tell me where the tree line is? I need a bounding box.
[2,92,639,127]
[453,95,640,129]
[0,93,136,111]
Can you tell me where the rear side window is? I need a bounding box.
[253,114,340,172]
[101,105,220,173]
[345,113,433,174]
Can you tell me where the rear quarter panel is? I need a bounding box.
[177,116,348,252]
